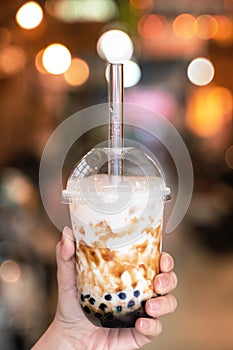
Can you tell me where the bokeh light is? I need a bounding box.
[0,260,21,283]
[129,0,154,10]
[45,0,117,23]
[187,57,215,86]
[5,174,35,206]
[106,60,141,88]
[15,1,43,30]
[225,145,233,169]
[173,14,196,39]
[213,15,233,41]
[42,43,71,75]
[186,86,233,137]
[64,58,90,86]
[97,30,134,63]
[0,45,26,76]
[35,49,48,74]
[194,15,218,40]
[0,27,12,45]
[138,14,166,39]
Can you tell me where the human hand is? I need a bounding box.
[33,226,177,350]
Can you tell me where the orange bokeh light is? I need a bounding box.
[194,15,218,40]
[186,86,233,137]
[138,14,166,39]
[35,49,48,74]
[213,15,233,40]
[64,58,90,86]
[0,45,26,76]
[130,0,154,10]
[173,14,196,39]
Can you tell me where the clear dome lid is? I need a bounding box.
[62,147,171,204]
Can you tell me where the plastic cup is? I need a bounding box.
[62,147,170,328]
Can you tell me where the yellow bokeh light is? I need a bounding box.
[194,15,218,40]
[173,14,196,39]
[225,145,233,169]
[46,0,117,23]
[186,86,233,137]
[64,58,90,86]
[187,57,215,86]
[16,1,43,30]
[0,260,21,283]
[42,43,71,75]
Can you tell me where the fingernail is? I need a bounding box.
[158,275,169,288]
[149,300,160,312]
[140,319,150,329]
[61,234,65,245]
[63,226,73,242]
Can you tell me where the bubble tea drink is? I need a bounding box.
[62,147,170,328]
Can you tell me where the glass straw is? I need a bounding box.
[108,63,124,176]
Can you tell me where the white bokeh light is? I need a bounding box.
[106,60,141,88]
[16,1,43,29]
[97,30,134,63]
[187,57,215,86]
[42,43,71,75]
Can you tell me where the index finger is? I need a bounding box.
[160,252,174,273]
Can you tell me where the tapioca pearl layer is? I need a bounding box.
[80,298,153,328]
[79,287,156,317]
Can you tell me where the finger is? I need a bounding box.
[56,226,76,293]
[146,294,177,318]
[135,317,163,337]
[160,252,174,273]
[154,271,178,295]
[56,227,79,317]
[59,226,75,262]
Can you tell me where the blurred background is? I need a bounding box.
[0,0,233,349]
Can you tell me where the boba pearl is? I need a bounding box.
[81,294,90,302]
[115,306,122,312]
[133,290,140,298]
[83,306,91,314]
[106,312,114,320]
[127,300,135,309]
[118,292,127,300]
[89,297,96,305]
[141,300,146,308]
[104,294,112,301]
[95,313,102,319]
[99,303,108,311]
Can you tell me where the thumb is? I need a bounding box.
[56,226,80,320]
